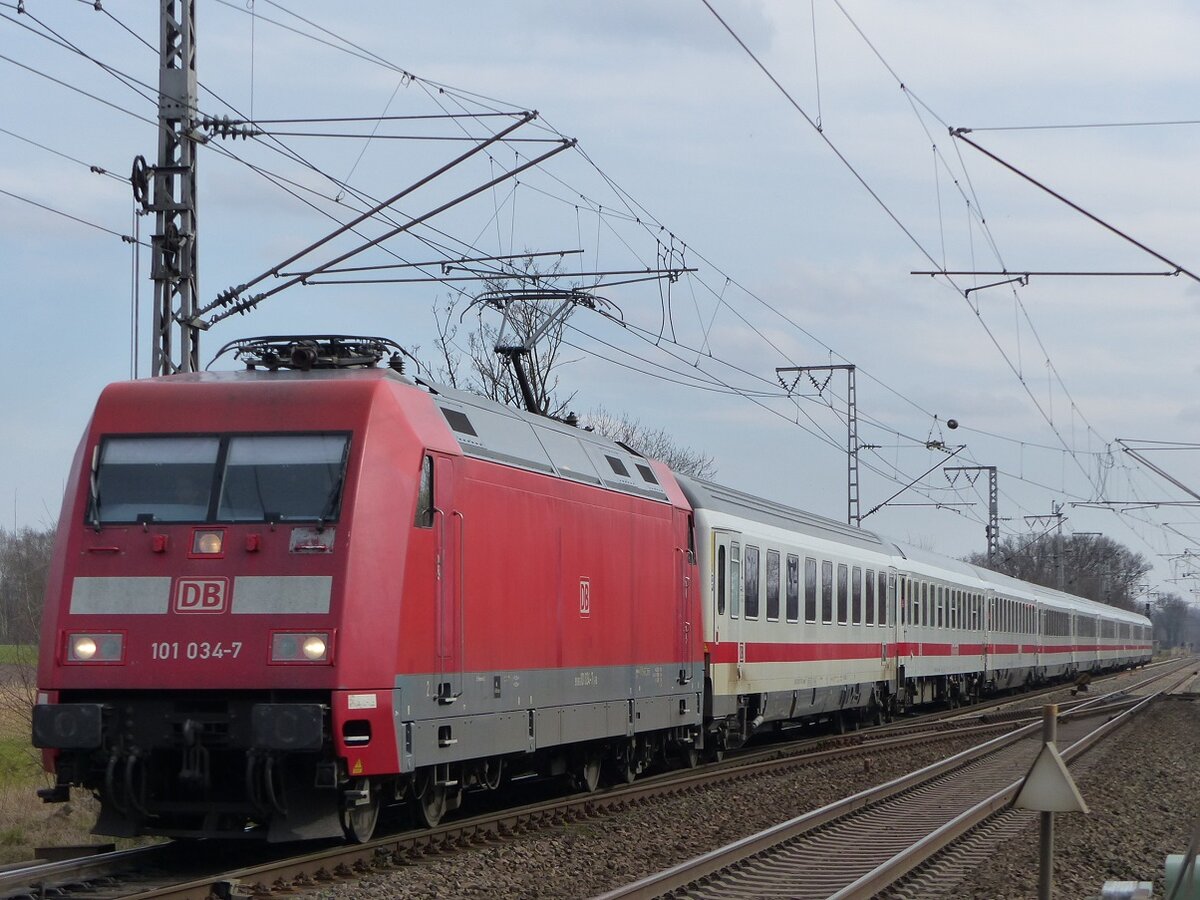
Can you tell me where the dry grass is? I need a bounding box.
[0,662,111,864]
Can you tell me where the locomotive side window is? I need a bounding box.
[716,545,727,615]
[743,545,760,619]
[765,549,780,621]
[821,560,833,624]
[836,564,848,625]
[218,435,349,523]
[786,554,800,623]
[804,557,817,623]
[415,455,434,527]
[95,436,219,523]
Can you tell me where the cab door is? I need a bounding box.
[433,454,462,703]
[675,509,697,686]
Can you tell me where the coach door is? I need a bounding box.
[711,530,744,675]
[433,454,463,703]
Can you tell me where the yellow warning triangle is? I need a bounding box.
[1013,742,1089,814]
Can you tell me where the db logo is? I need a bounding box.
[579,578,591,618]
[174,578,229,614]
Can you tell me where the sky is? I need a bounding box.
[3,1,1200,599]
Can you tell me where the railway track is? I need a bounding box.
[594,660,1194,900]
[2,660,1183,900]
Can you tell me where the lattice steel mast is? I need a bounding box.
[945,465,999,564]
[149,0,200,375]
[776,365,861,526]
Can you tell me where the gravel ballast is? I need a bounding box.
[297,679,1197,899]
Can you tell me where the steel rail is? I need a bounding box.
[8,663,1177,899]
[594,661,1190,900]
[833,680,1178,899]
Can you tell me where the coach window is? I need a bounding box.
[865,569,876,625]
[766,549,781,621]
[744,546,760,619]
[920,582,928,627]
[851,567,863,625]
[837,564,849,624]
[936,586,945,628]
[730,544,741,618]
[415,455,434,527]
[804,557,818,623]
[786,554,800,623]
[717,545,726,616]
[883,572,892,625]
[822,560,834,624]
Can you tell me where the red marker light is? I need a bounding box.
[152,534,168,553]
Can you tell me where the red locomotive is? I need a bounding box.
[32,336,1151,842]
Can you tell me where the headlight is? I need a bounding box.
[271,632,332,664]
[192,529,225,555]
[67,632,124,663]
[302,635,327,660]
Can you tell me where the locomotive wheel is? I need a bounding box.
[575,752,602,793]
[604,742,637,786]
[414,781,447,829]
[341,778,380,844]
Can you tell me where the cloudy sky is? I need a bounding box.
[3,1,1199,596]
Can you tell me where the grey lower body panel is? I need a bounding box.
[394,664,700,771]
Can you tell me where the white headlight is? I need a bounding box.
[67,633,123,663]
[302,635,327,661]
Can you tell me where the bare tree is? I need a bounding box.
[432,293,577,419]
[0,526,54,767]
[0,527,53,646]
[583,406,717,479]
[966,533,1150,610]
[1151,593,1200,649]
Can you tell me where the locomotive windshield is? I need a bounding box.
[93,433,349,524]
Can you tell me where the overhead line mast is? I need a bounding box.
[145,0,200,375]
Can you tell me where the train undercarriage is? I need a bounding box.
[34,689,703,842]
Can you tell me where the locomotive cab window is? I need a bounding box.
[217,435,349,523]
[92,432,349,525]
[94,436,219,523]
